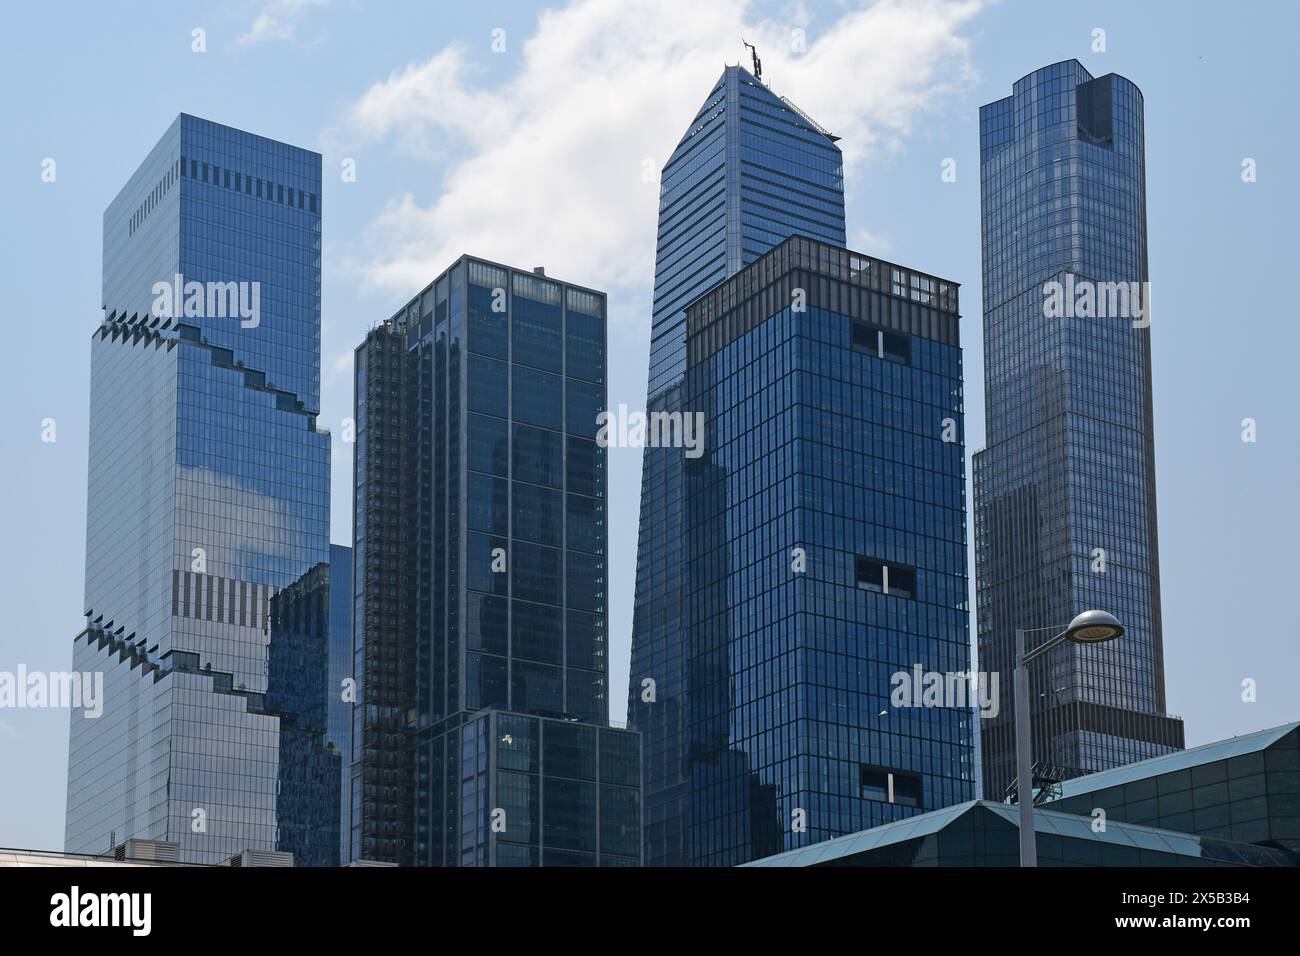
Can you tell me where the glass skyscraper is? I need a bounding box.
[974,61,1184,801]
[628,64,848,867]
[677,236,974,866]
[65,114,335,865]
[352,256,641,866]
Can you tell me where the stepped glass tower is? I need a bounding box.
[65,115,335,866]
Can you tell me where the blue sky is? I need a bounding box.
[1,0,1296,852]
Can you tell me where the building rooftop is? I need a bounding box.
[743,798,1296,868]
[1047,721,1299,802]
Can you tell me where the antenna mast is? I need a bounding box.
[741,38,762,82]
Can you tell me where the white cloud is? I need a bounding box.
[852,227,893,256]
[240,0,328,46]
[335,0,983,300]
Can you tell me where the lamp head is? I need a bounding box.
[1064,610,1124,644]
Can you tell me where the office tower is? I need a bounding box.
[974,61,1184,801]
[628,63,848,867]
[352,256,641,866]
[349,319,416,865]
[65,114,332,865]
[327,543,353,864]
[679,235,974,866]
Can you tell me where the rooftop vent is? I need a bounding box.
[113,839,180,864]
[228,849,294,868]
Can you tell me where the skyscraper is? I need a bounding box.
[974,61,1184,801]
[679,236,974,866]
[65,114,334,865]
[628,63,848,867]
[352,256,641,866]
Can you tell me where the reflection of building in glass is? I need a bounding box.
[327,544,353,864]
[65,114,331,865]
[679,235,975,866]
[974,62,1183,801]
[352,256,640,865]
[629,64,848,867]
[266,561,340,867]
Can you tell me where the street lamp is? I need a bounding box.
[1014,610,1124,866]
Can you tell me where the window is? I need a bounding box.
[566,379,604,438]
[566,493,603,554]
[851,321,910,364]
[512,297,562,372]
[514,424,562,488]
[893,773,923,808]
[468,283,508,359]
[855,556,916,599]
[860,766,923,808]
[512,601,562,665]
[512,481,561,547]
[566,310,605,383]
[468,354,508,418]
[468,413,509,477]
[466,472,508,535]
[860,767,889,801]
[567,437,603,497]
[512,366,562,430]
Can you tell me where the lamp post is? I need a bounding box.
[1014,609,1124,866]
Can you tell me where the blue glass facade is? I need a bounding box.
[628,65,847,867]
[974,62,1184,800]
[679,236,973,865]
[266,561,341,867]
[327,543,353,864]
[353,257,641,865]
[66,115,333,865]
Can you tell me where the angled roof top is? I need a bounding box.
[742,798,1296,867]
[743,801,978,867]
[669,64,842,157]
[1047,721,1299,802]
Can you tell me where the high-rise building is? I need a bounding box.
[352,256,641,866]
[65,114,333,865]
[327,543,353,864]
[974,61,1184,801]
[628,63,848,867]
[679,235,974,866]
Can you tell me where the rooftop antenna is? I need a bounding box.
[741,38,762,82]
